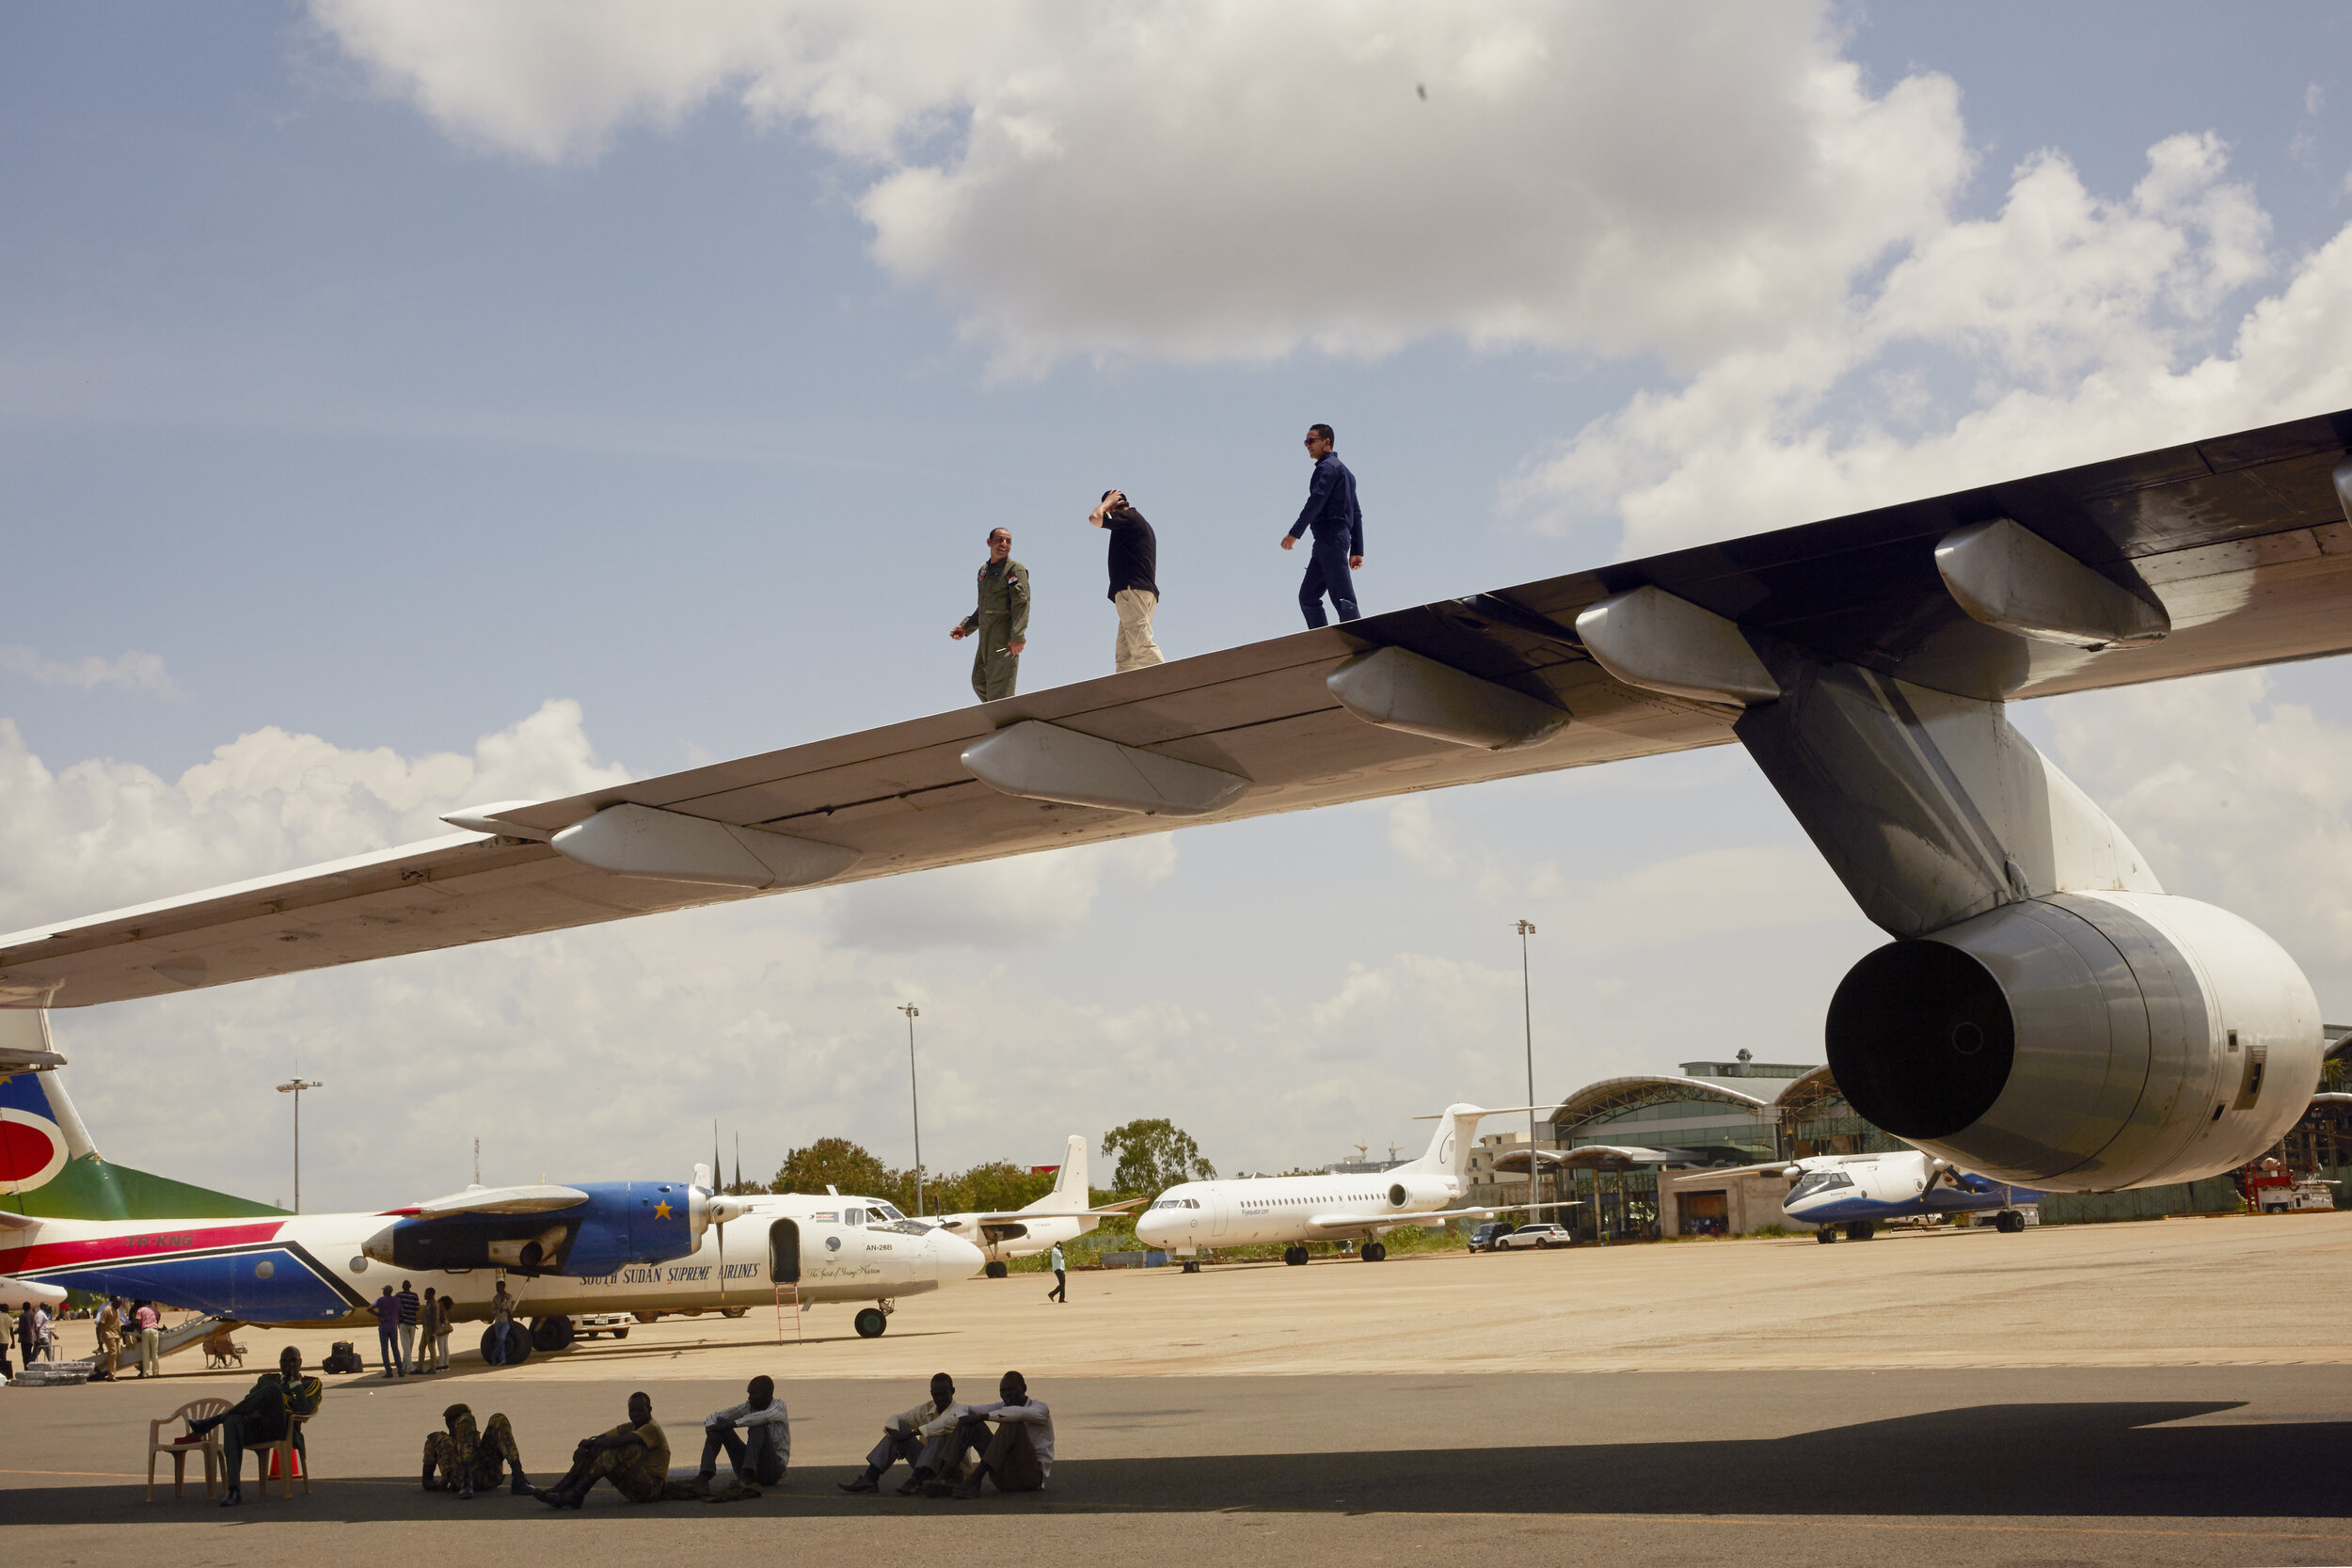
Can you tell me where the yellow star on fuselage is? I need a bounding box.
[653,1200,673,1220]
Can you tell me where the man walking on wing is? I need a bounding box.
[1089,489,1163,671]
[1280,422,1364,626]
[950,528,1030,702]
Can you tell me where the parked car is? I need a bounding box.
[1468,1222,1516,1253]
[1496,1223,1573,1250]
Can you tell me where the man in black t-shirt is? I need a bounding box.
[1089,489,1163,672]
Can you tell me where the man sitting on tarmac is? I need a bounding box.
[422,1402,531,1499]
[185,1346,324,1507]
[920,1370,1055,1499]
[837,1372,958,1496]
[532,1391,672,1509]
[697,1374,787,1499]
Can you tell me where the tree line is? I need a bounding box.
[733,1117,1217,1222]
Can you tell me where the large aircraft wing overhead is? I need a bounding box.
[389,1184,591,1218]
[8,408,2352,1008]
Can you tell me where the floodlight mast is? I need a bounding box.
[1515,919,1544,1238]
[898,1004,925,1216]
[276,1078,324,1213]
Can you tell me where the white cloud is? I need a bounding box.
[0,697,628,929]
[0,644,178,696]
[1386,797,1456,879]
[310,0,1968,372]
[2047,669,2352,990]
[824,832,1178,952]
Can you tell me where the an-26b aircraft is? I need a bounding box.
[1135,1103,1576,1266]
[8,410,2352,1201]
[0,1019,985,1354]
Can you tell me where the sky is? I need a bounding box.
[4,1,2351,1212]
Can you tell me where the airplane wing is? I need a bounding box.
[1306,1200,1585,1230]
[9,407,2352,1008]
[1669,1162,1803,1185]
[1490,1144,1707,1171]
[381,1184,592,1218]
[932,1199,1143,1229]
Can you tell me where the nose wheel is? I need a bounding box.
[1282,1245,1308,1266]
[852,1307,889,1338]
[983,1260,1009,1278]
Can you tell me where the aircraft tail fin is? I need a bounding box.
[1405,1103,1487,1183]
[1,1014,286,1223]
[1023,1135,1090,1212]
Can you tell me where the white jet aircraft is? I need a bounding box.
[1674,1149,2044,1242]
[1134,1103,1576,1266]
[920,1134,1140,1276]
[8,410,2349,1209]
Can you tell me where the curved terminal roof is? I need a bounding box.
[1549,1075,1778,1128]
[1772,1064,1847,1129]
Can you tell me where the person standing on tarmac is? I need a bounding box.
[1280,422,1364,626]
[950,528,1030,702]
[1047,1241,1067,1304]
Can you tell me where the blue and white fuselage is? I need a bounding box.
[1779,1149,2043,1227]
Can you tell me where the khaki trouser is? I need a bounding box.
[969,615,1020,702]
[1113,588,1164,673]
[139,1326,161,1377]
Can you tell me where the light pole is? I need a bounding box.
[276,1078,324,1213]
[898,1005,926,1216]
[1515,919,1541,1233]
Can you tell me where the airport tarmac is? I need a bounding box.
[8,1212,2351,1565]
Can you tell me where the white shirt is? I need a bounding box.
[922,1397,1055,1479]
[1050,1243,1065,1271]
[706,1398,789,1461]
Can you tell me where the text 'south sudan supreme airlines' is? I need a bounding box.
[8,412,2352,1197]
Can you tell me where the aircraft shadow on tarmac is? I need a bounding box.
[13,1402,2342,1524]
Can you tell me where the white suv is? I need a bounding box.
[1496,1223,1573,1250]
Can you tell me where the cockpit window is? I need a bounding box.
[873,1203,908,1223]
[1788,1170,1857,1202]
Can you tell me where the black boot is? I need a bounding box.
[421,1459,441,1491]
[218,1485,243,1508]
[510,1469,532,1497]
[457,1474,473,1500]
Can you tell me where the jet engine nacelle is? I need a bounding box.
[1826,892,2321,1191]
[369,1180,698,1277]
[1385,1176,1454,1210]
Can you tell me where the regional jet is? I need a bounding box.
[1674,1149,2044,1242]
[8,410,2352,1204]
[1134,1103,1577,1265]
[921,1134,1141,1276]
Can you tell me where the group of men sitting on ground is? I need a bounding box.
[184,1352,1053,1507]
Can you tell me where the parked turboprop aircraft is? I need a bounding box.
[922,1134,1139,1277]
[0,1030,985,1351]
[1674,1150,2046,1242]
[1135,1103,1577,1265]
[8,411,2349,1200]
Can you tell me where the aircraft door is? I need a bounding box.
[768,1219,801,1285]
[1210,1193,1229,1239]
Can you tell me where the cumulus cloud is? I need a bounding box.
[2047,670,2352,990]
[1510,133,2352,558]
[0,645,178,696]
[825,832,1178,951]
[0,698,628,929]
[310,0,1967,371]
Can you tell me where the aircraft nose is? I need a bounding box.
[930,1227,987,1280]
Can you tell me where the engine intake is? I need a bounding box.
[1826,893,2319,1190]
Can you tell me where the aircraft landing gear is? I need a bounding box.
[1282,1245,1309,1266]
[1361,1242,1388,1262]
[983,1260,1009,1279]
[1994,1210,2027,1233]
[1814,1227,1837,1243]
[1181,1259,1200,1273]
[529,1314,574,1354]
[1845,1220,1877,1242]
[480,1323,532,1365]
[853,1307,889,1338]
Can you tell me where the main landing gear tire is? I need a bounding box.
[984,1260,1009,1279]
[529,1314,574,1354]
[479,1325,532,1366]
[1815,1227,1837,1243]
[1282,1246,1308,1266]
[1181,1260,1200,1274]
[1361,1242,1388,1262]
[720,1307,748,1319]
[853,1307,889,1338]
[1994,1210,2027,1234]
[610,1326,629,1338]
[1845,1221,1877,1242]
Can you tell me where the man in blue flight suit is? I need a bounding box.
[1279,422,1364,627]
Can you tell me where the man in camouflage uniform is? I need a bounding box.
[422,1402,531,1499]
[949,528,1030,702]
[186,1346,325,1507]
[532,1390,673,1508]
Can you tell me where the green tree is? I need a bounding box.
[1101,1118,1216,1197]
[770,1138,899,1199]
